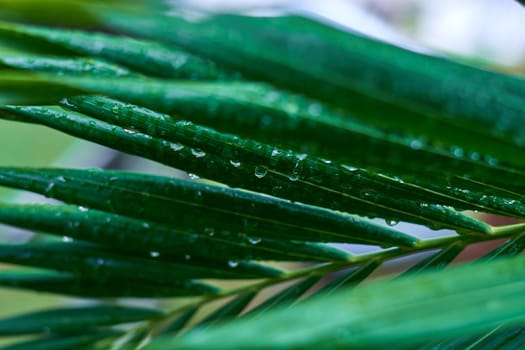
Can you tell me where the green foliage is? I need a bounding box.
[0,1,524,349]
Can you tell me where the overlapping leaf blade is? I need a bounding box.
[101,13,525,153]
[145,255,525,350]
[0,167,417,247]
[0,241,282,280]
[0,269,217,297]
[0,202,352,262]
[0,306,162,335]
[0,102,492,234]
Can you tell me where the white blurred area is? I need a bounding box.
[173,0,525,67]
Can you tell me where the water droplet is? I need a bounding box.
[409,139,423,150]
[62,236,73,242]
[451,147,464,158]
[360,189,376,199]
[188,173,200,180]
[485,156,498,166]
[320,158,332,164]
[248,236,262,245]
[288,173,299,181]
[205,227,215,237]
[296,153,308,161]
[469,152,481,161]
[419,203,429,208]
[342,164,359,172]
[170,143,185,152]
[78,206,89,212]
[56,176,66,183]
[150,251,160,258]
[123,128,137,134]
[44,182,55,193]
[184,254,191,260]
[191,148,206,158]
[307,103,323,116]
[271,149,280,157]
[228,260,239,268]
[229,160,241,167]
[142,222,150,229]
[254,166,267,179]
[384,219,399,227]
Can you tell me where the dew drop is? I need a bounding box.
[44,182,55,193]
[184,254,191,260]
[191,148,206,158]
[123,128,137,135]
[78,206,89,212]
[228,260,239,268]
[342,164,359,172]
[409,139,423,150]
[485,156,499,166]
[288,173,299,181]
[384,219,399,227]
[150,251,160,258]
[248,236,262,245]
[205,227,215,237]
[451,147,464,158]
[142,222,150,229]
[62,236,73,242]
[360,189,376,199]
[469,152,481,161]
[320,158,332,164]
[170,143,185,152]
[254,166,267,179]
[229,160,241,167]
[188,173,200,180]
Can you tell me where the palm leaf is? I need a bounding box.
[0,3,524,350]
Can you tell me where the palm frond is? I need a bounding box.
[0,3,524,350]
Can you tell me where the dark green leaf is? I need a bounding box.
[0,306,162,335]
[0,331,120,350]
[0,102,490,234]
[0,242,283,280]
[159,307,198,335]
[0,21,229,79]
[246,276,321,316]
[0,167,416,248]
[0,202,352,262]
[403,242,465,274]
[0,269,217,297]
[197,293,256,327]
[317,260,381,295]
[482,233,525,261]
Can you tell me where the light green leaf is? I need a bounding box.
[145,255,525,350]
